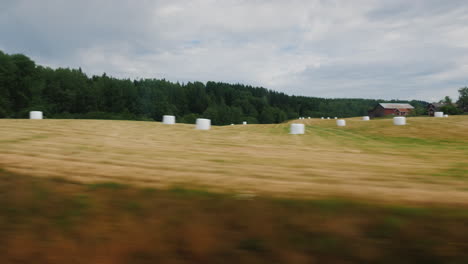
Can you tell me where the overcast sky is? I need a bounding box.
[1,0,467,101]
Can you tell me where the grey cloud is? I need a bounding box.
[1,0,467,101]
[366,0,468,21]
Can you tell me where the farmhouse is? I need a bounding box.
[368,103,414,118]
[427,102,458,116]
[427,103,444,116]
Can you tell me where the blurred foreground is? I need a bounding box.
[1,170,468,264]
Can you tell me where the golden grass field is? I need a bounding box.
[1,116,467,205]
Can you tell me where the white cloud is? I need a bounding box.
[1,0,467,101]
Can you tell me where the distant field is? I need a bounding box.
[1,116,467,205]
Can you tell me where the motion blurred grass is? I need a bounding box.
[1,117,468,262]
[1,170,468,263]
[0,116,467,204]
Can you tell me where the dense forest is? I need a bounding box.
[0,50,429,125]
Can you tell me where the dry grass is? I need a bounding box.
[0,116,467,205]
[2,172,468,264]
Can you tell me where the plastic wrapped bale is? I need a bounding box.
[290,123,305,134]
[195,118,211,130]
[243,121,247,125]
[162,115,176,124]
[434,112,444,117]
[327,117,330,119]
[308,117,311,119]
[321,117,324,119]
[29,111,43,119]
[393,116,406,125]
[443,114,449,118]
[334,117,338,119]
[362,116,370,121]
[336,119,346,127]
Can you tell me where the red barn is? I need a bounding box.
[368,103,414,118]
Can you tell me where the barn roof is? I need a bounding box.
[379,103,414,109]
[429,103,445,108]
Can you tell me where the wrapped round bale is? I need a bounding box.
[362,116,370,121]
[443,114,449,118]
[336,119,346,127]
[434,112,443,117]
[243,121,247,125]
[393,116,406,126]
[29,111,43,119]
[195,118,211,130]
[162,115,175,124]
[327,117,330,119]
[290,123,305,134]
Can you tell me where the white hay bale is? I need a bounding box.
[334,117,338,119]
[321,117,324,119]
[443,114,448,118]
[434,112,443,117]
[290,123,305,134]
[327,117,330,119]
[393,116,406,126]
[162,115,175,124]
[29,111,43,119]
[195,118,211,130]
[308,117,311,119]
[231,123,234,125]
[362,116,370,121]
[243,121,247,125]
[336,119,346,127]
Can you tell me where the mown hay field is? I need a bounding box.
[0,116,467,205]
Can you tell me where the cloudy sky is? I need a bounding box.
[1,0,467,101]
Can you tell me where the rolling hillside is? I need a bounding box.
[2,116,468,263]
[1,116,467,205]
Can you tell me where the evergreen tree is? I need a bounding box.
[0,50,432,124]
[457,87,468,112]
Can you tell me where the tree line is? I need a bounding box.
[437,91,468,115]
[0,50,436,125]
